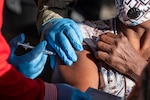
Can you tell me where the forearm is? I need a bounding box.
[34,0,77,31]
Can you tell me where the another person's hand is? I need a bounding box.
[8,33,48,79]
[56,84,90,100]
[40,18,83,68]
[96,33,147,81]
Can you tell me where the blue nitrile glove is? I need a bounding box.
[56,84,91,100]
[40,18,83,68]
[8,33,48,79]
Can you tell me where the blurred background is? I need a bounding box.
[2,0,115,82]
[2,0,39,43]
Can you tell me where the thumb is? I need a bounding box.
[8,33,25,66]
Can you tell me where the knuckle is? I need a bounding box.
[109,47,116,55]
[105,57,112,64]
[96,51,101,58]
[100,34,106,40]
[113,40,118,46]
[119,35,127,42]
[97,41,102,48]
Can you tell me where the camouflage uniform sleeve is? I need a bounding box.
[34,0,77,31]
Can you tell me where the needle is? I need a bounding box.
[17,42,56,55]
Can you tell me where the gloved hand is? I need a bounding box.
[40,18,83,68]
[56,84,91,100]
[8,33,48,79]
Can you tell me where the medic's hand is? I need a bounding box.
[56,84,90,100]
[8,33,48,79]
[40,18,83,68]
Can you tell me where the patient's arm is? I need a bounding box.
[51,43,99,92]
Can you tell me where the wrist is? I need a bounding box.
[44,82,57,100]
[36,9,62,32]
[129,60,148,82]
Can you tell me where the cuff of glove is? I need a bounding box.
[44,82,57,100]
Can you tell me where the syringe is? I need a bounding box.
[17,42,56,55]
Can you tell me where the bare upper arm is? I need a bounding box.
[51,43,99,92]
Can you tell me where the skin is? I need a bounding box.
[96,19,150,82]
[51,43,99,92]
[51,19,150,94]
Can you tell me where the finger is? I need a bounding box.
[64,25,83,51]
[95,51,109,61]
[54,44,73,66]
[43,40,56,69]
[118,31,126,37]
[47,33,74,67]
[31,54,48,73]
[56,18,83,43]
[18,53,43,74]
[19,53,47,79]
[46,31,73,65]
[70,22,83,43]
[28,67,43,79]
[96,41,112,53]
[56,31,77,62]
[105,32,118,38]
[8,33,25,65]
[49,55,56,69]
[100,34,116,45]
[30,54,48,79]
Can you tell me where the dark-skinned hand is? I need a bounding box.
[95,32,147,81]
